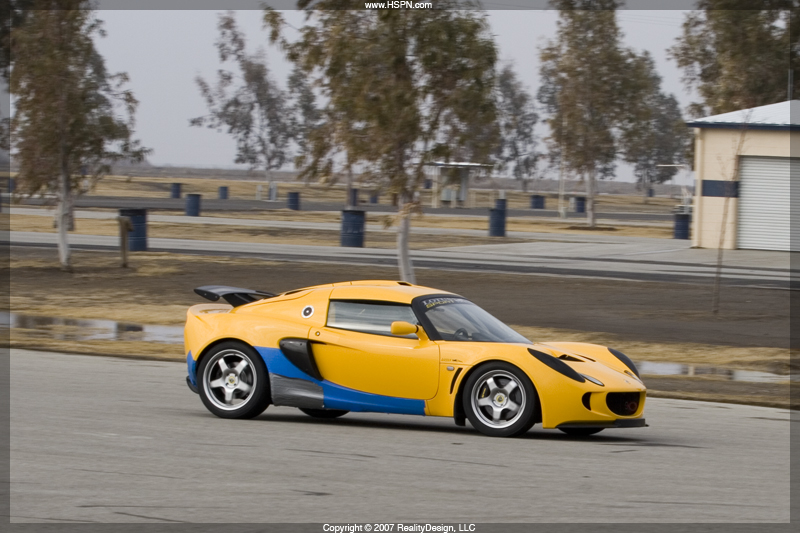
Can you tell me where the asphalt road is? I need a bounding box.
[8,231,792,290]
[10,349,791,524]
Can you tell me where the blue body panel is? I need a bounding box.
[255,346,426,416]
[186,352,197,387]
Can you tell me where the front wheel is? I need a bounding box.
[299,408,349,419]
[197,341,270,419]
[463,362,537,438]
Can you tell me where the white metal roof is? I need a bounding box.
[686,100,799,129]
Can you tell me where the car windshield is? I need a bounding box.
[420,297,531,343]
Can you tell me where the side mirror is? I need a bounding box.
[391,321,418,336]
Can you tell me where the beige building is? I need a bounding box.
[687,100,798,251]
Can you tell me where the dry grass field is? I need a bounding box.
[11,207,672,241]
[7,251,789,376]
[77,174,678,213]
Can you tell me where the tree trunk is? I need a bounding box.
[585,171,596,228]
[345,165,354,209]
[57,167,72,270]
[396,191,416,284]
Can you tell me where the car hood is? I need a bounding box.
[526,342,645,390]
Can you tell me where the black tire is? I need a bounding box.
[559,427,604,437]
[197,341,270,419]
[299,408,350,419]
[462,362,537,438]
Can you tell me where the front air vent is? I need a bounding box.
[397,281,412,286]
[609,348,640,377]
[528,348,586,383]
[559,354,582,362]
[582,392,592,410]
[606,392,641,416]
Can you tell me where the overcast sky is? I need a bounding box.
[88,9,695,182]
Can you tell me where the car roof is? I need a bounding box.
[286,280,457,304]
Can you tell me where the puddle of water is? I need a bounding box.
[1,312,183,344]
[636,360,797,384]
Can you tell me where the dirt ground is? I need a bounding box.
[10,213,534,249]
[11,209,672,240]
[64,174,679,213]
[5,247,793,409]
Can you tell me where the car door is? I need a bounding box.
[310,300,440,400]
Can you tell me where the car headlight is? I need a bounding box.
[580,374,604,387]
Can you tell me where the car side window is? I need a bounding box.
[327,300,418,338]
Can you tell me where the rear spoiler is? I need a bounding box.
[194,285,276,307]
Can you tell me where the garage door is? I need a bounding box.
[738,156,796,252]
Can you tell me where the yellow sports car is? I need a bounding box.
[184,281,646,437]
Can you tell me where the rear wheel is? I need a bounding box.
[559,427,604,437]
[198,341,270,419]
[299,408,349,419]
[463,362,537,438]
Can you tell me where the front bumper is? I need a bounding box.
[556,418,647,429]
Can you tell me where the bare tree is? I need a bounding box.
[191,12,291,182]
[494,63,539,191]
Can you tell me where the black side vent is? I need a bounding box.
[528,349,586,383]
[397,281,412,286]
[559,354,583,362]
[449,367,463,394]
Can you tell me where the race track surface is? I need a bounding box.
[10,349,791,524]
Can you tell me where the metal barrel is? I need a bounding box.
[495,198,507,211]
[531,195,545,209]
[287,191,300,211]
[574,196,586,213]
[348,188,359,206]
[648,188,654,198]
[119,208,148,251]
[8,178,15,193]
[218,186,229,200]
[170,183,182,199]
[369,193,379,204]
[489,208,506,237]
[185,194,202,217]
[341,209,365,248]
[673,213,691,239]
[424,179,432,190]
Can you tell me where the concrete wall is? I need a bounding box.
[692,128,797,249]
